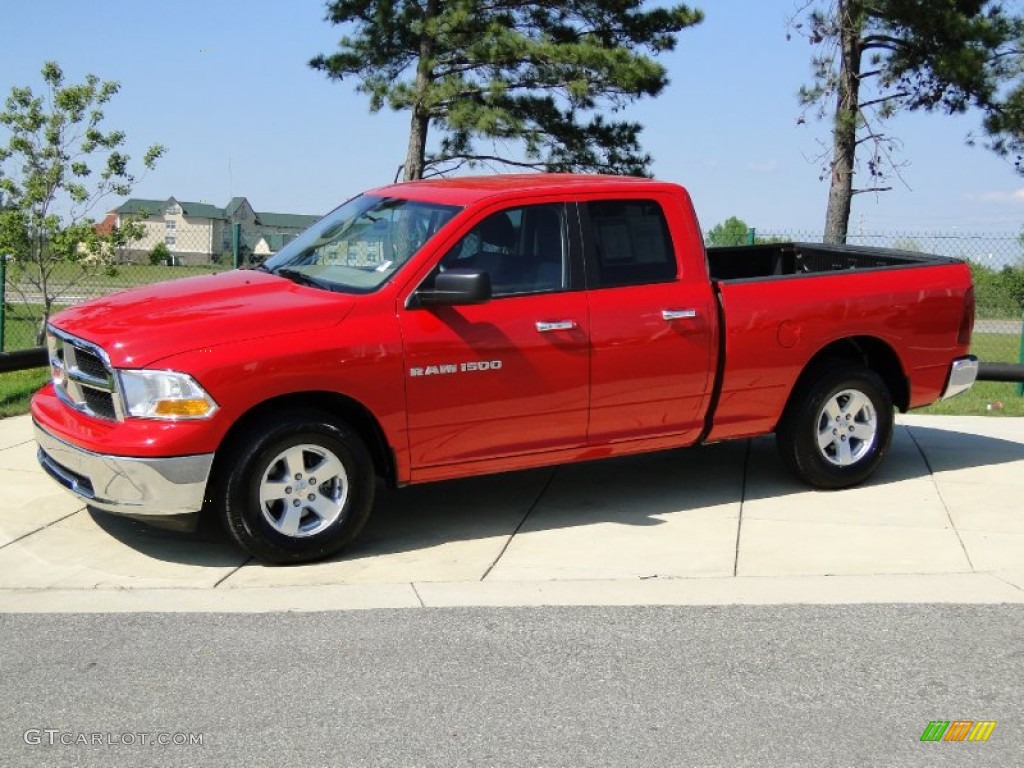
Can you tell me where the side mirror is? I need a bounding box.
[415,269,492,307]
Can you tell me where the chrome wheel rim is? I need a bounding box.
[258,444,349,538]
[816,388,878,467]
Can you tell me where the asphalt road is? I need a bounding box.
[1,605,1020,768]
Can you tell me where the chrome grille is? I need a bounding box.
[81,387,118,420]
[74,348,109,380]
[47,327,123,421]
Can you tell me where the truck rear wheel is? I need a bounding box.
[220,411,375,564]
[776,363,893,489]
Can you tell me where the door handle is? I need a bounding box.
[662,309,697,321]
[535,320,576,332]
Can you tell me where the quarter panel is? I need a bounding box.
[707,263,973,441]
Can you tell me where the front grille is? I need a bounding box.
[81,388,118,420]
[74,348,109,380]
[47,327,123,421]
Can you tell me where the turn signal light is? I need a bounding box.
[153,399,214,418]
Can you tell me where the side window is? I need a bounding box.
[437,204,568,297]
[586,199,677,288]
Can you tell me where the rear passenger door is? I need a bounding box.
[581,194,716,444]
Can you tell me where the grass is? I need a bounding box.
[6,263,229,302]
[0,368,49,418]
[915,380,1024,416]
[75,262,230,288]
[915,331,1024,416]
[3,304,67,352]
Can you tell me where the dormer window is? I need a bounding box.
[166,204,181,216]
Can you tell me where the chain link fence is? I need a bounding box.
[753,231,1024,370]
[707,229,1024,369]
[4,225,1023,370]
[1,221,303,352]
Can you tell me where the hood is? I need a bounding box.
[50,270,356,367]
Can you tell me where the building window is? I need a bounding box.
[166,220,176,232]
[165,234,176,247]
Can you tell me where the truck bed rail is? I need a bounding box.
[708,242,955,282]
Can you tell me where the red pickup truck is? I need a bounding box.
[32,175,977,563]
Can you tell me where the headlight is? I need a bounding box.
[118,370,218,420]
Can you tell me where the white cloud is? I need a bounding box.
[967,188,1024,203]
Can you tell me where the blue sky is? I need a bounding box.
[3,0,1023,234]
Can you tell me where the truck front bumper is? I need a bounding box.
[940,355,979,400]
[34,422,214,517]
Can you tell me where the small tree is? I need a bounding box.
[149,241,171,266]
[706,216,753,247]
[0,62,164,343]
[311,0,703,180]
[705,216,788,247]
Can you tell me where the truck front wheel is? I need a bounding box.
[220,411,375,564]
[776,364,893,489]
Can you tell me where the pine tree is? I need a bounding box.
[793,0,1024,243]
[311,0,703,181]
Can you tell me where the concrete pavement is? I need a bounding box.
[0,412,1022,611]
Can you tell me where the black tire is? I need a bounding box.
[219,410,375,564]
[776,363,894,489]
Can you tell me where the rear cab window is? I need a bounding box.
[582,199,677,288]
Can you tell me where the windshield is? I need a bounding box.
[263,195,461,292]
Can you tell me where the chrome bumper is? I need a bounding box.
[941,355,979,400]
[34,423,214,517]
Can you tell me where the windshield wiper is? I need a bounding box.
[275,267,336,291]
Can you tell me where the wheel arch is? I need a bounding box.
[780,336,909,429]
[211,391,397,490]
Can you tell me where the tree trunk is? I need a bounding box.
[402,0,440,182]
[823,0,863,245]
[35,232,51,345]
[403,108,429,182]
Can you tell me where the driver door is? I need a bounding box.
[399,203,590,469]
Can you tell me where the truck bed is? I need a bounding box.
[707,243,957,281]
[702,242,973,443]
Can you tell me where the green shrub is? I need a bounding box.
[148,242,171,266]
[970,262,1024,319]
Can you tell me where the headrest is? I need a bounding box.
[479,213,516,248]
